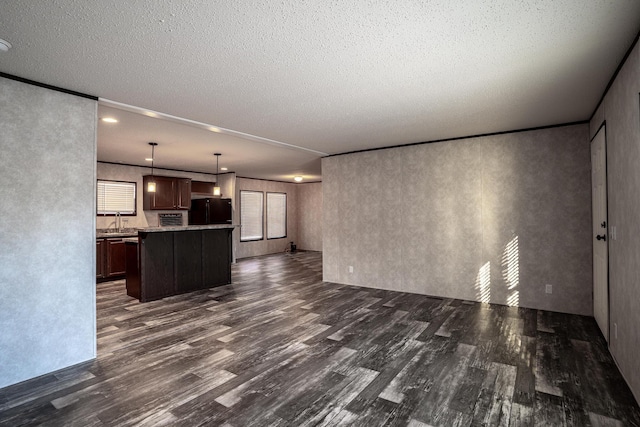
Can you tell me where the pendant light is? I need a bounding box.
[148,142,158,192]
[213,153,221,196]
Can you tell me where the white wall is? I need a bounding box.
[590,37,640,402]
[323,124,592,315]
[0,77,97,388]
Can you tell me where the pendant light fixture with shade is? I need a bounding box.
[213,153,222,197]
[148,142,158,192]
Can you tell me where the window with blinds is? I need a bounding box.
[267,192,287,239]
[97,180,136,215]
[240,190,264,241]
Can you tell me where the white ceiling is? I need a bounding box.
[1,1,639,181]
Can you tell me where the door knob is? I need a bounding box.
[596,234,607,241]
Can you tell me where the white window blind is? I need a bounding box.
[97,180,136,215]
[240,191,264,241]
[267,192,287,239]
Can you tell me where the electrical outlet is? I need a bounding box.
[348,266,354,273]
[545,284,552,294]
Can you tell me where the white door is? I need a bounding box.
[591,126,609,342]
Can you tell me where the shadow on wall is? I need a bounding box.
[475,235,520,306]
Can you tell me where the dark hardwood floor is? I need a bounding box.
[1,251,639,426]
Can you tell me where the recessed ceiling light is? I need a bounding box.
[294,176,303,182]
[101,117,118,123]
[220,167,228,171]
[145,158,153,161]
[0,38,11,52]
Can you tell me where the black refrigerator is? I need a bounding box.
[189,198,232,225]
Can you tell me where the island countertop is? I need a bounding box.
[138,224,238,233]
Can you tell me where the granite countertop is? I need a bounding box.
[138,224,238,233]
[97,225,238,238]
[96,230,139,239]
[122,237,139,243]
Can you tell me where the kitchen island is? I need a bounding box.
[125,225,236,302]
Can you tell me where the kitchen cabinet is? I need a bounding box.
[125,241,140,299]
[106,239,127,277]
[147,176,175,209]
[97,237,129,280]
[176,178,191,209]
[96,239,105,279]
[191,180,215,195]
[143,175,191,210]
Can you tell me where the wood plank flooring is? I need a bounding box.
[1,251,639,426]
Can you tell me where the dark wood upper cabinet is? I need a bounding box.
[143,175,191,210]
[191,180,215,195]
[176,178,191,210]
[151,176,177,210]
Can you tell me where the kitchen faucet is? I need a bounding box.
[115,211,121,232]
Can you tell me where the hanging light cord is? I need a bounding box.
[213,153,222,196]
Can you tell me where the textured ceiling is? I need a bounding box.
[0,1,639,180]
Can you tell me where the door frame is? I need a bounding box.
[590,121,610,342]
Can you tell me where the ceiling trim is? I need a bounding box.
[97,160,236,177]
[0,72,98,100]
[97,162,322,184]
[99,98,329,157]
[325,120,590,159]
[590,28,640,123]
[236,176,322,185]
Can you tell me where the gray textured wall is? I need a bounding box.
[234,177,298,259]
[590,39,640,402]
[323,123,591,315]
[297,182,323,251]
[0,77,97,388]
